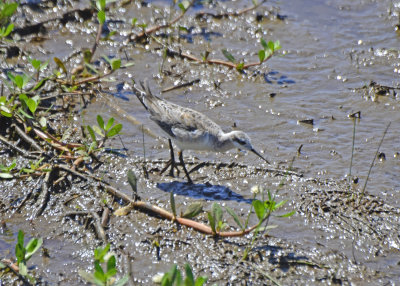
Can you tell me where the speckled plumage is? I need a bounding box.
[133,80,269,182]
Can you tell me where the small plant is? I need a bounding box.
[241,186,295,260]
[157,263,207,286]
[79,244,128,286]
[0,230,43,283]
[207,202,228,234]
[0,158,16,178]
[258,39,281,63]
[0,1,18,39]
[89,115,123,143]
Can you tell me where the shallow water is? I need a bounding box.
[1,0,400,284]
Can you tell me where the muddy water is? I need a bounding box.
[1,0,400,284]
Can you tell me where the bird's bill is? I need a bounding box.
[251,148,270,165]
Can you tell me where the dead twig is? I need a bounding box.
[129,1,195,42]
[0,134,39,160]
[63,210,107,243]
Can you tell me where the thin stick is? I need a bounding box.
[349,118,356,183]
[361,122,391,197]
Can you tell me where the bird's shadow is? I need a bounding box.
[156,181,252,204]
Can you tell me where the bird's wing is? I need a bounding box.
[151,102,222,141]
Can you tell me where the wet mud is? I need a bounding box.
[1,0,400,285]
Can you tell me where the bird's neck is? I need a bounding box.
[215,131,236,152]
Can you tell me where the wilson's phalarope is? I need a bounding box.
[133,80,270,183]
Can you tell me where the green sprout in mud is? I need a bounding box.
[0,1,18,39]
[240,185,295,261]
[79,244,128,286]
[0,159,16,178]
[155,263,207,286]
[79,115,123,158]
[0,230,43,284]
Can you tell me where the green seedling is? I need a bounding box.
[20,157,47,174]
[0,94,17,117]
[242,187,295,260]
[29,58,49,82]
[207,202,228,234]
[92,115,123,140]
[103,56,121,71]
[159,263,207,286]
[7,72,31,93]
[0,230,43,283]
[258,39,281,63]
[0,158,16,178]
[79,244,128,286]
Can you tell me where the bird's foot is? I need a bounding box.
[160,159,180,177]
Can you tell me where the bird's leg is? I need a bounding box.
[160,139,180,177]
[179,150,193,184]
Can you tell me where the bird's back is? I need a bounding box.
[133,81,224,150]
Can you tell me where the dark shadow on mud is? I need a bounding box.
[157,181,252,203]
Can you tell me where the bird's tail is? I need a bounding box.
[132,79,156,111]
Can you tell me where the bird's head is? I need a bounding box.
[231,131,270,164]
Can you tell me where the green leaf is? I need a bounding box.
[83,49,93,64]
[97,115,105,130]
[236,62,244,71]
[25,237,42,261]
[225,206,244,230]
[258,49,265,63]
[18,108,33,119]
[0,172,13,178]
[274,199,287,210]
[18,261,27,276]
[131,18,137,26]
[97,10,106,24]
[97,0,106,11]
[127,170,137,194]
[105,117,114,131]
[182,203,203,219]
[170,192,176,217]
[113,275,129,286]
[93,125,104,137]
[111,59,121,70]
[207,212,215,233]
[95,244,110,262]
[194,276,208,286]
[222,49,235,63]
[268,40,275,52]
[32,78,47,91]
[252,0,258,6]
[274,40,282,51]
[14,75,24,89]
[278,210,296,218]
[87,125,97,142]
[178,0,190,12]
[3,2,19,17]
[106,123,122,138]
[94,261,106,282]
[260,38,268,50]
[184,264,195,285]
[252,200,265,221]
[30,58,41,70]
[3,23,14,37]
[54,57,67,75]
[107,255,116,273]
[26,98,38,114]
[212,202,223,224]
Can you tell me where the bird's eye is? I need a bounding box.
[235,139,246,145]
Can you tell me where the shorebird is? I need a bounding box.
[133,80,270,183]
